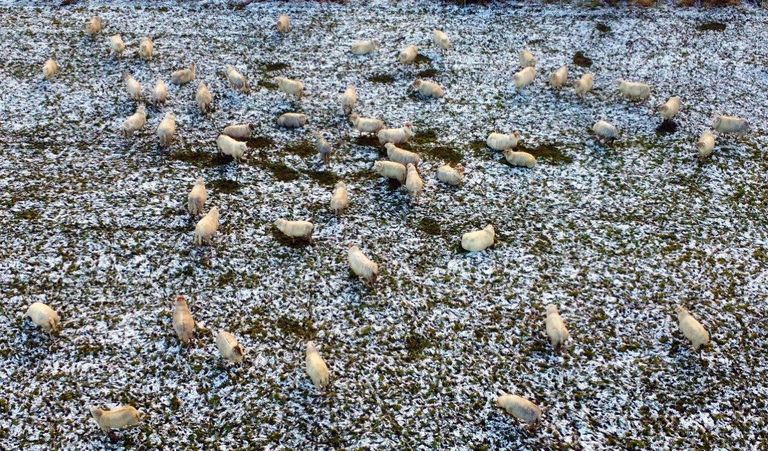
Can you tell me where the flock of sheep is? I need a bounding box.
[26,10,742,438]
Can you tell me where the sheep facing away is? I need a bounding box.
[196,82,213,113]
[697,130,716,160]
[675,306,710,352]
[216,134,246,162]
[330,181,349,214]
[495,394,542,431]
[339,85,357,116]
[550,65,568,88]
[172,296,195,344]
[156,112,176,147]
[305,341,330,389]
[545,304,569,351]
[109,34,125,57]
[348,245,379,285]
[405,163,424,197]
[461,225,495,252]
[43,58,60,80]
[139,37,153,60]
[85,16,102,37]
[152,79,168,104]
[187,177,207,216]
[277,14,290,34]
[274,219,314,241]
[432,29,451,52]
[377,123,415,145]
[24,302,60,333]
[123,73,142,100]
[194,207,219,245]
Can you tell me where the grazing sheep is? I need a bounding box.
[697,130,716,160]
[90,406,142,433]
[42,58,59,80]
[172,296,195,344]
[411,79,444,98]
[194,207,219,245]
[187,177,207,216]
[216,330,244,363]
[405,164,424,196]
[592,120,619,142]
[156,112,176,147]
[123,73,142,100]
[223,123,254,139]
[713,115,749,135]
[574,73,594,96]
[216,135,246,162]
[385,143,420,166]
[519,49,537,68]
[277,113,308,129]
[306,341,330,389]
[432,29,451,52]
[373,160,406,183]
[659,96,681,120]
[545,304,569,350]
[85,16,103,37]
[399,45,418,64]
[377,123,415,145]
[618,79,651,100]
[275,219,314,240]
[274,76,304,98]
[348,245,378,285]
[109,34,125,57]
[486,132,520,151]
[24,302,60,333]
[339,85,357,116]
[330,181,349,215]
[277,14,290,34]
[550,65,568,89]
[121,104,147,137]
[171,63,196,85]
[312,131,333,165]
[514,67,536,89]
[152,79,168,104]
[350,113,384,135]
[496,394,542,429]
[196,82,213,113]
[504,150,536,168]
[675,306,710,351]
[461,225,495,252]
[437,164,464,186]
[139,37,153,60]
[225,64,249,93]
[351,40,378,55]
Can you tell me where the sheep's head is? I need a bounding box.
[89,407,104,419]
[674,305,688,318]
[306,341,318,353]
[545,304,558,315]
[175,295,187,305]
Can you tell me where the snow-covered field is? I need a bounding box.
[1,1,768,449]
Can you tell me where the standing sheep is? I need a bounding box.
[274,219,314,241]
[351,40,378,55]
[618,80,651,101]
[697,130,716,160]
[139,37,153,60]
[675,306,710,352]
[121,104,147,137]
[659,96,681,120]
[196,82,213,113]
[350,113,384,135]
[574,73,594,96]
[171,63,196,85]
[305,341,330,389]
[339,85,357,116]
[24,302,60,333]
[399,45,418,64]
[519,49,536,68]
[223,123,254,139]
[277,113,308,129]
[348,245,379,285]
[109,34,125,57]
[225,64,249,93]
[411,79,444,98]
[216,330,245,363]
[313,131,333,165]
[461,225,495,252]
[385,143,420,166]
[330,181,349,215]
[514,67,536,89]
[405,163,424,197]
[592,120,619,143]
[437,164,464,186]
[123,73,142,100]
[42,58,60,80]
[152,79,168,104]
[216,135,247,162]
[277,14,290,34]
[187,177,207,216]
[274,76,304,98]
[377,123,415,145]
[550,65,568,89]
[373,160,406,183]
[713,115,749,135]
[90,406,142,434]
[495,394,542,430]
[156,112,176,147]
[432,30,451,52]
[172,296,195,344]
[486,132,520,151]
[545,304,569,351]
[193,207,219,245]
[504,150,536,168]
[85,16,103,37]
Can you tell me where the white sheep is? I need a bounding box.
[618,79,651,101]
[377,123,415,145]
[350,113,384,135]
[172,296,195,344]
[437,164,464,186]
[514,67,536,89]
[216,330,244,363]
[85,16,102,37]
[24,302,60,333]
[519,49,536,68]
[373,160,406,183]
[171,63,196,85]
[348,245,379,285]
[486,132,520,151]
[156,112,176,147]
[659,96,681,120]
[277,14,290,34]
[461,225,495,252]
[225,64,249,93]
[330,181,349,214]
[274,76,304,98]
[432,29,451,52]
[194,206,219,245]
[139,37,153,60]
[496,394,542,429]
[152,79,168,104]
[713,115,749,135]
[313,131,333,164]
[90,405,142,433]
[592,120,619,142]
[216,134,246,162]
[305,341,330,389]
[697,130,716,160]
[405,164,424,196]
[504,150,536,168]
[223,123,254,139]
[196,82,213,113]
[275,219,314,240]
[351,40,378,55]
[411,79,444,98]
[675,306,710,351]
[123,73,142,100]
[121,104,147,137]
[42,58,60,80]
[187,177,207,216]
[545,304,569,350]
[574,73,594,96]
[549,65,568,89]
[339,85,357,116]
[277,112,308,128]
[385,143,420,166]
[399,45,418,64]
[109,34,125,57]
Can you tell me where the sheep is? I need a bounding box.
[85,16,103,37]
[377,123,415,145]
[399,45,418,64]
[193,206,219,245]
[196,82,213,113]
[519,49,537,68]
[514,67,536,89]
[574,73,594,96]
[139,37,153,60]
[90,406,142,433]
[350,113,384,135]
[330,181,349,215]
[24,302,60,333]
[504,150,536,168]
[152,79,168,104]
[373,160,406,183]
[437,164,464,186]
[592,120,619,142]
[312,131,333,165]
[123,73,142,100]
[351,40,378,55]
[461,225,495,252]
[172,295,195,344]
[385,143,420,166]
[549,65,568,89]
[339,85,357,116]
[277,113,308,129]
[486,132,520,151]
[659,96,681,120]
[618,79,651,101]
[545,304,569,351]
[675,306,710,351]
[405,164,424,196]
[156,112,176,147]
[274,76,304,98]
[432,29,451,52]
[697,130,716,160]
[42,58,60,80]
[225,64,249,93]
[277,14,290,34]
[306,341,330,389]
[223,123,254,139]
[411,79,444,98]
[275,219,314,241]
[187,177,207,216]
[713,115,749,135]
[121,104,147,137]
[348,245,378,285]
[495,394,542,430]
[216,135,247,162]
[109,34,125,57]
[171,63,196,85]
[216,330,244,363]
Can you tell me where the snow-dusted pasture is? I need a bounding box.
[1,1,768,449]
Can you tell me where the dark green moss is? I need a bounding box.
[368,74,396,84]
[261,161,301,182]
[305,170,338,187]
[15,209,40,220]
[246,136,275,149]
[412,129,437,145]
[258,80,277,90]
[573,51,593,68]
[655,119,678,134]
[417,68,439,78]
[276,316,316,339]
[404,333,431,360]
[264,62,290,72]
[697,22,726,32]
[423,146,462,164]
[595,22,611,33]
[416,217,442,236]
[354,135,381,147]
[415,53,432,64]
[209,179,241,194]
[218,270,236,286]
[516,142,573,165]
[169,150,232,167]
[284,141,315,157]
